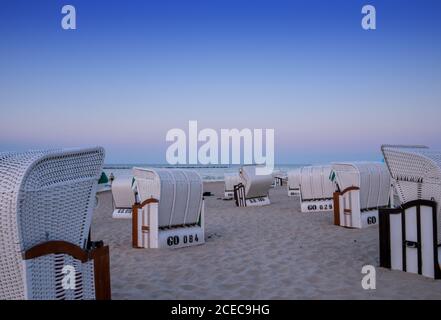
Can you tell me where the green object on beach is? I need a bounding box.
[329,170,336,182]
[98,172,109,184]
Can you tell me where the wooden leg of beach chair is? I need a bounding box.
[149,202,159,248]
[132,204,139,248]
[132,198,159,248]
[379,207,394,269]
[333,192,340,226]
[91,245,111,300]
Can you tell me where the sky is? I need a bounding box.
[0,0,440,164]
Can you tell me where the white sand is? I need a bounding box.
[91,182,441,299]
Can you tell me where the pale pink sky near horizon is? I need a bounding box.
[1,0,441,164]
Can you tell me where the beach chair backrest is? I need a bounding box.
[239,165,273,198]
[133,168,203,227]
[224,173,242,191]
[381,145,441,234]
[381,145,441,203]
[0,147,105,299]
[300,165,334,200]
[112,177,136,209]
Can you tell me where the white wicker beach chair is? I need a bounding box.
[379,145,441,278]
[298,165,335,212]
[234,165,272,207]
[287,168,301,196]
[131,167,204,249]
[111,177,135,219]
[331,162,392,228]
[224,173,241,198]
[271,170,287,187]
[0,147,111,300]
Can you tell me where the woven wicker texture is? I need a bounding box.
[133,168,203,227]
[0,147,104,300]
[381,145,441,239]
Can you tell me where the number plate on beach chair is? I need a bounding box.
[245,196,270,207]
[300,200,333,213]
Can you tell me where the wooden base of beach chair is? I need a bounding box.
[272,177,284,188]
[245,196,270,207]
[288,188,300,197]
[224,191,234,198]
[112,208,132,219]
[379,199,441,279]
[132,198,205,249]
[337,209,379,228]
[333,187,381,228]
[300,199,333,213]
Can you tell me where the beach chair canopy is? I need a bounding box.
[288,168,301,189]
[0,147,105,299]
[239,165,273,198]
[300,165,335,200]
[224,173,242,191]
[331,162,390,210]
[111,177,135,209]
[133,168,203,228]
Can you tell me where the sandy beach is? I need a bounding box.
[91,182,441,300]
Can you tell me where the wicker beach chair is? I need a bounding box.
[131,168,205,249]
[380,145,441,278]
[271,170,287,187]
[0,147,111,300]
[298,165,335,212]
[331,162,392,228]
[234,165,272,207]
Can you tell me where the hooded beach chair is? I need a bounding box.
[379,145,441,279]
[272,170,287,187]
[224,173,241,198]
[331,162,392,228]
[111,177,136,219]
[0,148,111,300]
[287,168,301,196]
[131,167,204,249]
[234,165,273,207]
[298,165,335,212]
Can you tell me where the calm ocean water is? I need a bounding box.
[103,164,308,182]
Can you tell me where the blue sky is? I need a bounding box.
[1,0,440,164]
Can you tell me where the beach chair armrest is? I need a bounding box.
[132,197,159,210]
[23,240,111,300]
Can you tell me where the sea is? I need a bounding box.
[103,164,308,182]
